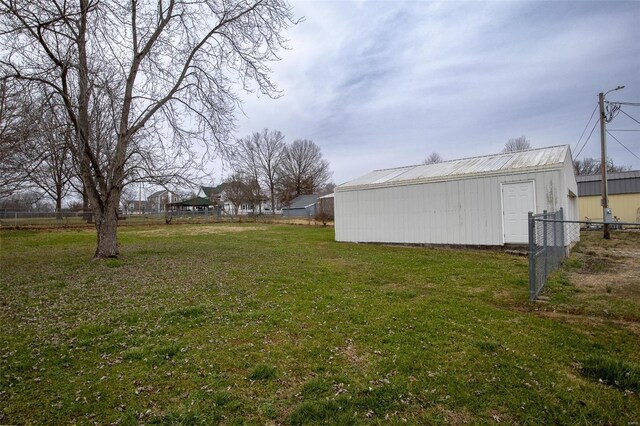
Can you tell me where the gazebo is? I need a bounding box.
[168,196,212,211]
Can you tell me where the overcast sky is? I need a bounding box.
[231,0,640,185]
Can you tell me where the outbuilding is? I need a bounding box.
[335,145,579,247]
[577,171,640,223]
[282,194,322,218]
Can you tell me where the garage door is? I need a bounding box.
[502,181,535,244]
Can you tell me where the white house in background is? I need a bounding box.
[335,145,579,247]
[147,190,180,213]
[197,184,278,215]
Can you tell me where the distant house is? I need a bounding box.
[198,184,226,212]
[262,198,283,215]
[147,190,180,213]
[577,171,640,223]
[197,184,274,215]
[124,199,150,215]
[198,184,226,203]
[282,194,322,218]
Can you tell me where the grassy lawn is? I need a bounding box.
[1,224,638,424]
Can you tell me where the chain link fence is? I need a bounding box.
[0,209,332,229]
[528,209,639,301]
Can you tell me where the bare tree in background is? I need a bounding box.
[0,80,38,197]
[0,190,52,211]
[27,96,75,220]
[0,0,294,258]
[243,177,263,216]
[279,139,331,204]
[319,182,336,194]
[573,157,631,176]
[234,129,286,214]
[502,136,532,153]
[423,152,443,164]
[232,133,262,213]
[223,173,248,216]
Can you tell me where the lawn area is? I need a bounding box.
[1,224,638,424]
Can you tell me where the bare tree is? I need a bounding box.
[223,173,248,216]
[1,0,295,258]
[318,182,335,195]
[243,176,263,216]
[234,128,285,214]
[502,136,532,153]
[573,157,631,175]
[0,80,39,197]
[423,152,443,164]
[0,190,52,212]
[232,133,262,212]
[28,96,75,220]
[279,139,331,204]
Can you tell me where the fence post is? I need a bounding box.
[528,212,535,301]
[559,207,565,259]
[542,210,548,290]
[553,211,558,268]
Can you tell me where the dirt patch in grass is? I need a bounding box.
[534,311,640,336]
[131,225,266,237]
[542,231,640,322]
[436,405,474,424]
[568,233,640,300]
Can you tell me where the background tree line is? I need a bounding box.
[0,0,295,257]
[224,129,333,213]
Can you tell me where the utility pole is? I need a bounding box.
[598,85,624,240]
[599,92,610,239]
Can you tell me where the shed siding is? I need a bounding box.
[560,151,580,245]
[336,169,569,246]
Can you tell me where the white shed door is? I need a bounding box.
[502,181,535,244]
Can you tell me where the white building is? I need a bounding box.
[196,185,278,215]
[335,145,579,246]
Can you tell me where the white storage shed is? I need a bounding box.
[335,145,579,246]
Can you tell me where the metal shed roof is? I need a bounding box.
[338,145,571,190]
[284,194,320,210]
[576,170,640,196]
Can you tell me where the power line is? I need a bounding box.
[575,118,599,159]
[619,108,640,126]
[608,129,640,132]
[606,130,640,162]
[608,101,640,107]
[574,103,598,152]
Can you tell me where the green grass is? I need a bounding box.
[1,224,639,424]
[580,355,640,392]
[248,364,277,381]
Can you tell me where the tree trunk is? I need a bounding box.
[82,187,92,223]
[55,183,63,220]
[55,196,62,220]
[94,207,119,258]
[270,185,276,215]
